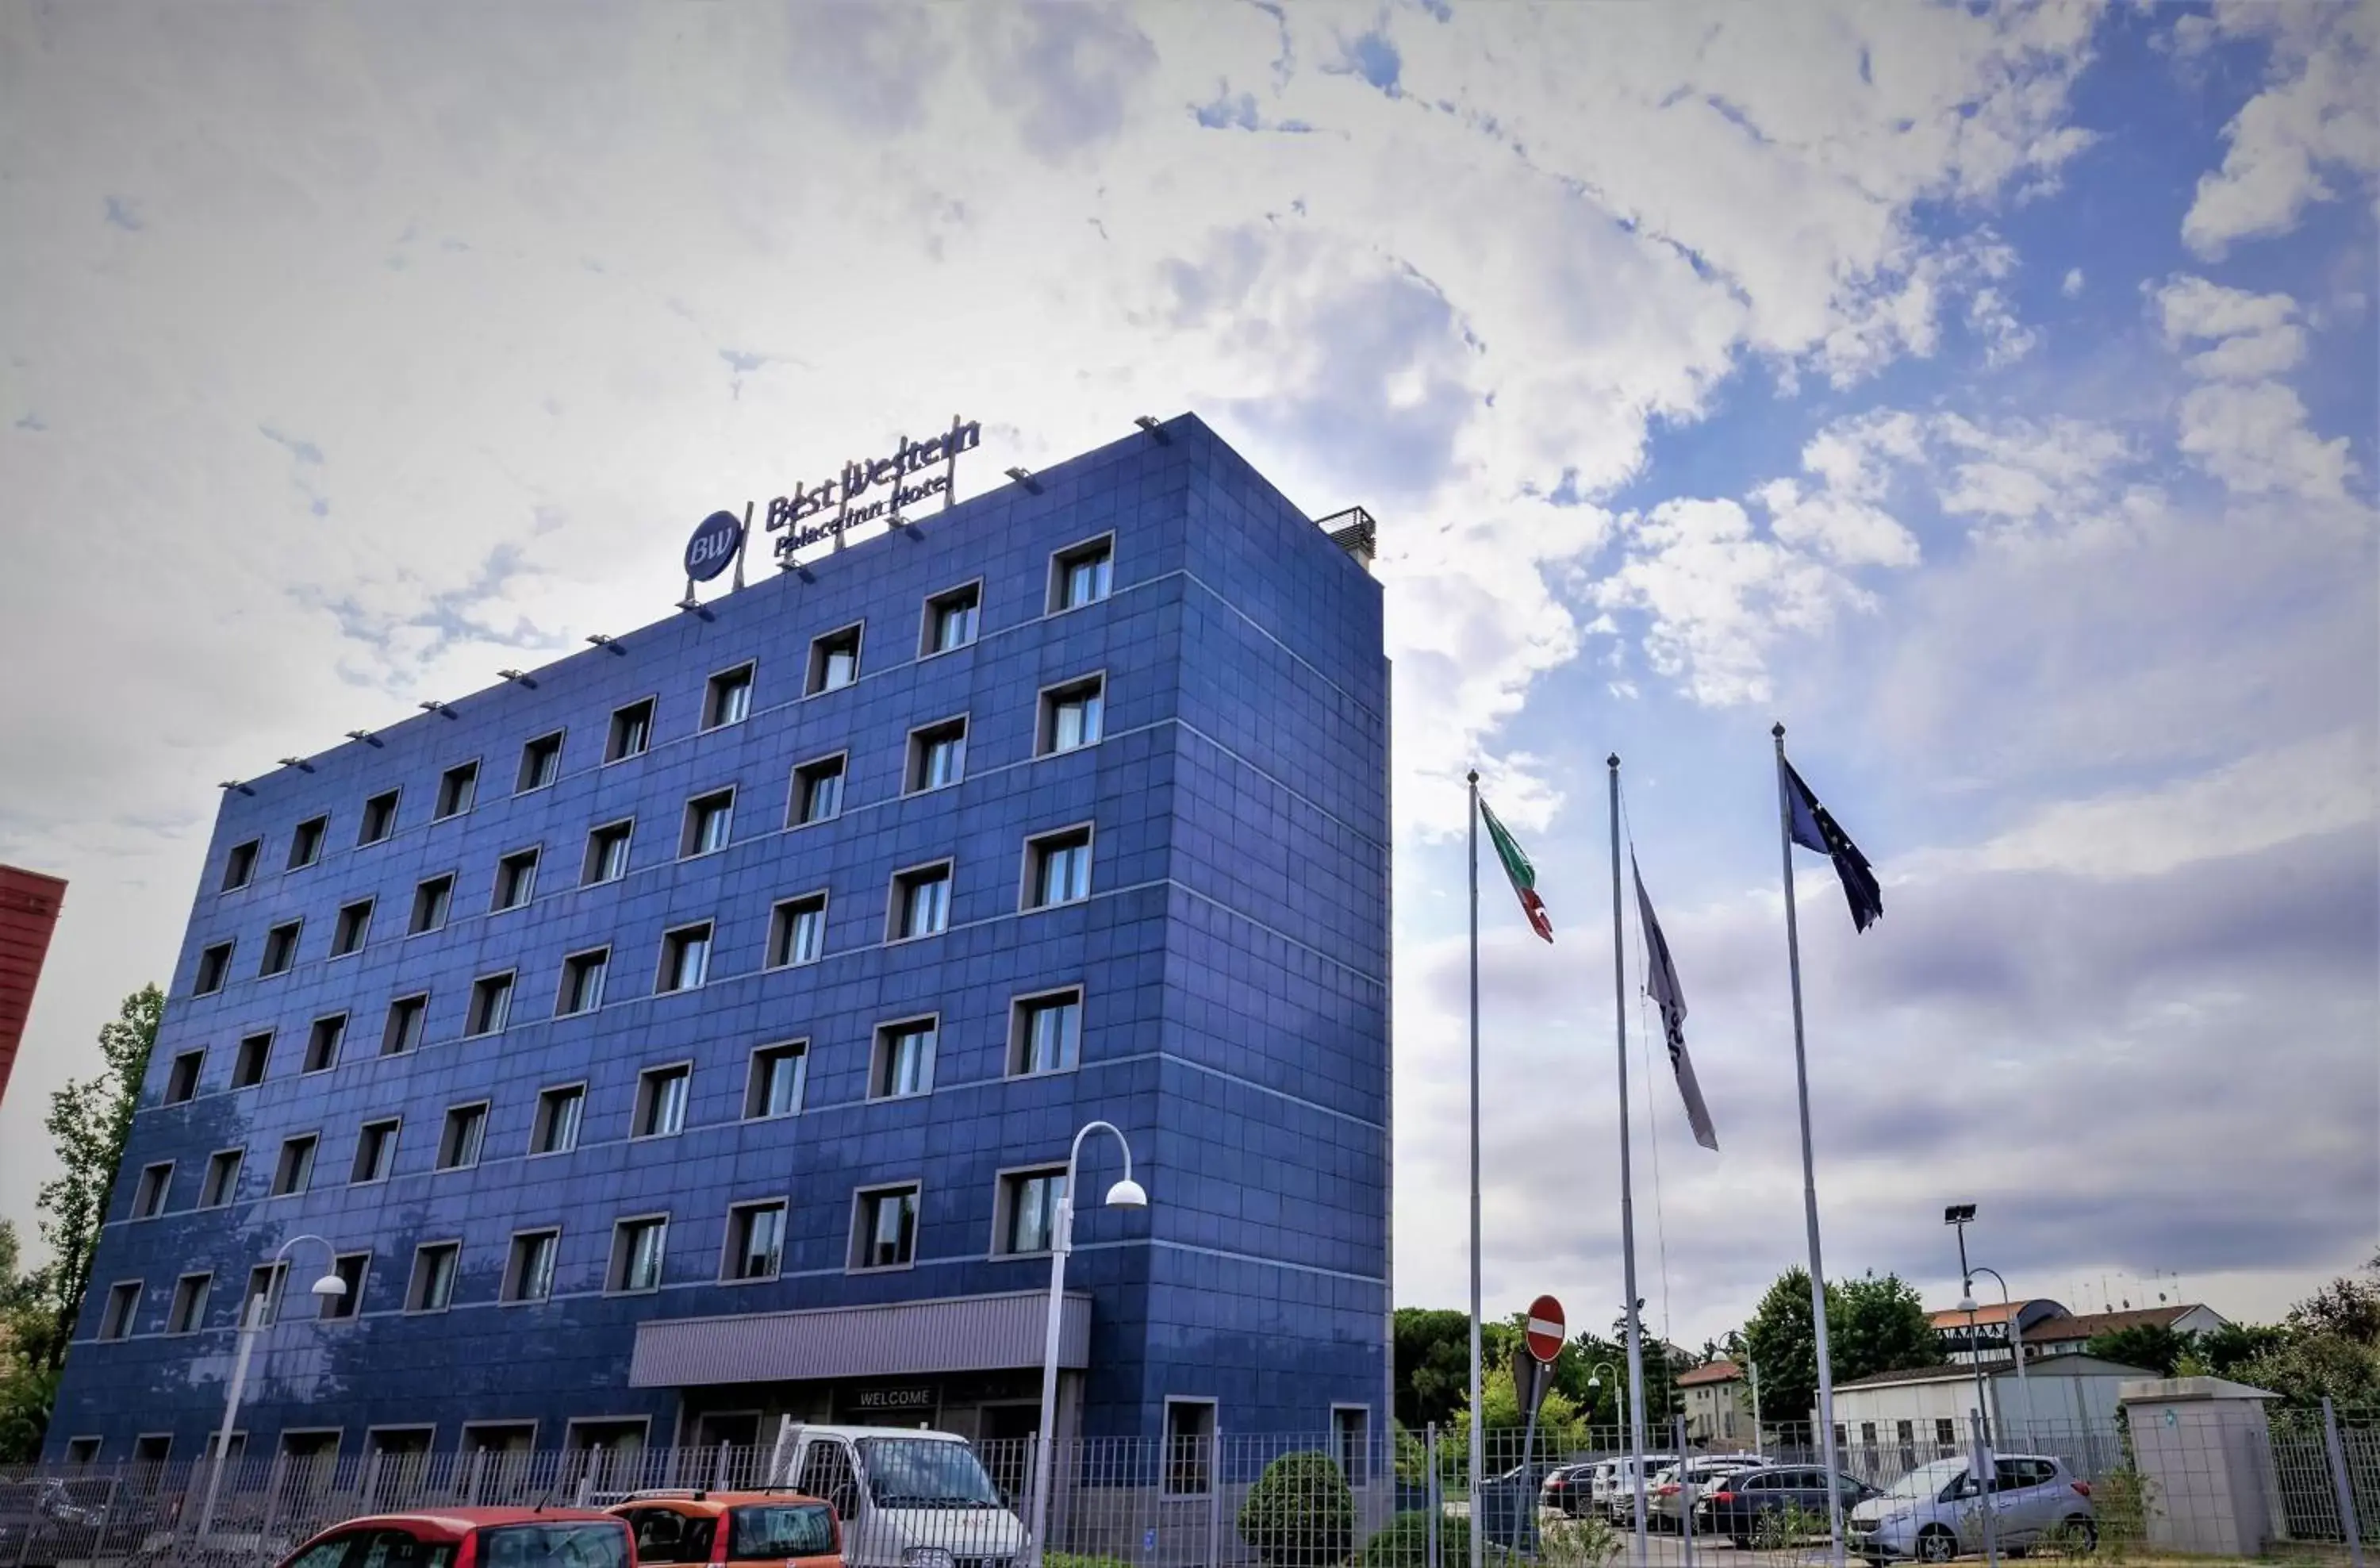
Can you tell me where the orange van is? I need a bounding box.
[609,1489,842,1567]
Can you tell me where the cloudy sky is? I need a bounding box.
[2,0,2374,1351]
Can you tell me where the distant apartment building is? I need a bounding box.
[0,864,67,1105]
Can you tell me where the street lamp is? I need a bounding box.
[1026,1122,1146,1568]
[1585,1360,1626,1436]
[1745,1356,1764,1455]
[197,1235,347,1540]
[1968,1266,2030,1448]
[1945,1205,1998,1568]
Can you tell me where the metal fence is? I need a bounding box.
[0,1407,2370,1568]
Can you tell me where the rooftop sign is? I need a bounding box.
[766,415,981,563]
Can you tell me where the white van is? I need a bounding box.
[766,1422,1028,1568]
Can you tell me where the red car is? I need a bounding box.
[275,1505,634,1566]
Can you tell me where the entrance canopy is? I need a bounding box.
[628,1289,1092,1388]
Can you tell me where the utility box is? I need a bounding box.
[2117,1376,2278,1556]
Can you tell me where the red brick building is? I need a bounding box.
[0,864,67,1105]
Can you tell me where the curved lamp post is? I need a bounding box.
[1025,1122,1146,1568]
[1966,1265,2029,1448]
[198,1233,347,1539]
[1585,1360,1626,1438]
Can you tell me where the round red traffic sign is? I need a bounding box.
[1525,1295,1565,1362]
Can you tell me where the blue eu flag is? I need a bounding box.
[1783,759,1883,932]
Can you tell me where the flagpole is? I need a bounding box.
[1774,722,1848,1568]
[1610,755,1650,1568]
[1466,769,1485,1568]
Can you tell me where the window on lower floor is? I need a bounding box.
[1163,1401,1216,1497]
[517,730,564,793]
[704,663,754,729]
[584,820,634,886]
[199,1148,242,1207]
[890,863,950,940]
[435,760,479,820]
[358,790,399,846]
[62,1437,100,1466]
[382,993,428,1056]
[165,1048,204,1103]
[271,1135,317,1197]
[607,698,654,763]
[807,625,862,695]
[232,1031,272,1089]
[850,1184,919,1271]
[304,1013,346,1073]
[923,582,981,656]
[767,894,827,968]
[505,1231,560,1304]
[492,847,539,912]
[166,1274,211,1335]
[532,1084,585,1155]
[221,839,259,893]
[558,947,609,1015]
[1334,1407,1371,1487]
[319,1252,367,1320]
[871,1020,935,1100]
[746,1041,808,1120]
[724,1201,785,1282]
[1025,828,1092,909]
[658,923,712,993]
[608,1217,668,1293]
[409,873,454,935]
[681,788,735,858]
[789,755,844,827]
[194,942,232,996]
[1010,989,1082,1075]
[259,920,301,977]
[331,898,372,956]
[1936,1418,1956,1449]
[1050,537,1114,613]
[407,1243,460,1313]
[465,972,514,1036]
[242,1264,289,1328]
[351,1118,399,1184]
[288,813,328,868]
[634,1064,691,1138]
[131,1162,171,1219]
[437,1103,488,1170]
[1039,676,1106,755]
[99,1282,140,1341]
[906,717,967,794]
[996,1167,1066,1257]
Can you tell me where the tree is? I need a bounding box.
[2086,1324,2189,1377]
[2236,1254,2380,1405]
[34,984,162,1364]
[1238,1451,1353,1566]
[0,1221,61,1462]
[1742,1267,1941,1432]
[1395,1309,1475,1430]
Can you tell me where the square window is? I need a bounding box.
[1040,676,1106,755]
[1164,1401,1215,1496]
[465,972,514,1036]
[131,1162,172,1219]
[259,920,302,976]
[437,1103,489,1170]
[358,790,400,846]
[232,1031,272,1089]
[704,663,754,729]
[435,760,479,820]
[330,898,372,957]
[1011,990,1082,1076]
[766,894,827,968]
[997,1167,1066,1256]
[516,731,564,793]
[166,1274,212,1335]
[351,1118,400,1184]
[606,698,655,763]
[724,1201,785,1282]
[63,1437,100,1466]
[871,1019,936,1101]
[382,994,428,1056]
[194,942,233,997]
[558,947,609,1016]
[890,863,951,941]
[243,1264,288,1328]
[1050,536,1114,613]
[505,1231,560,1302]
[199,1148,242,1207]
[271,1135,317,1197]
[409,874,454,935]
[165,1049,205,1104]
[319,1252,367,1320]
[492,847,539,911]
[745,1041,808,1120]
[583,820,634,886]
[634,1063,692,1138]
[532,1085,585,1155]
[658,923,712,993]
[288,815,328,870]
[1025,828,1093,909]
[303,1013,346,1073]
[850,1185,919,1271]
[608,1216,668,1293]
[681,788,735,857]
[221,840,259,893]
[407,1243,461,1312]
[807,625,862,696]
[906,717,968,794]
[98,1282,140,1341]
[922,582,981,656]
[790,755,845,827]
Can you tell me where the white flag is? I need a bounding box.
[1634,858,1718,1151]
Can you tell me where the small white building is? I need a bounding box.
[1819,1355,2154,1480]
[1679,1359,1755,1446]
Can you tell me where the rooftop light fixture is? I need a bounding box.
[1134,415,1170,444]
[586,633,627,655]
[219,780,255,797]
[277,757,316,773]
[497,669,539,689]
[419,699,459,720]
[1005,466,1042,494]
[344,729,383,748]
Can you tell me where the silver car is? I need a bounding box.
[1846,1455,2098,1562]
[1646,1455,1767,1530]
[1597,1454,1679,1521]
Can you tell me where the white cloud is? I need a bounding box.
[2176,380,2356,499]
[2062,266,2084,298]
[2154,275,2309,379]
[2180,2,2380,258]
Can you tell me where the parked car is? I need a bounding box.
[1845,1455,2097,1564]
[1539,1463,1603,1517]
[611,1489,842,1567]
[274,1505,633,1566]
[770,1424,1024,1568]
[0,1475,153,1565]
[1696,1465,1879,1547]
[1596,1453,1678,1521]
[1647,1455,1768,1530]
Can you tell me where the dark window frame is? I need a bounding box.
[1048,532,1116,614]
[703,662,756,731]
[919,578,984,659]
[904,714,969,795]
[789,751,847,828]
[805,622,865,697]
[516,729,566,794]
[886,859,954,943]
[434,759,481,821]
[287,814,329,870]
[605,697,658,764]
[357,789,401,847]
[330,898,374,958]
[766,892,829,969]
[848,1182,922,1273]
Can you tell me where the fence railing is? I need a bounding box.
[1,1408,2370,1568]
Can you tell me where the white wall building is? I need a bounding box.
[1820,1355,2154,1482]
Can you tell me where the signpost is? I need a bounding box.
[1525,1297,1566,1363]
[1518,1295,1564,1554]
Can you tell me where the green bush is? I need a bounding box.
[1361,1508,1468,1568]
[1538,1515,1622,1568]
[1238,1451,1356,1566]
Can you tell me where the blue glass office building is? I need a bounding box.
[47,415,1390,1466]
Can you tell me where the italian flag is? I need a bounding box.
[1480,797,1553,942]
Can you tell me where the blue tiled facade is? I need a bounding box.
[46,415,1390,1462]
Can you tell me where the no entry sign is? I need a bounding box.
[1525,1295,1565,1362]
